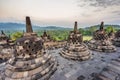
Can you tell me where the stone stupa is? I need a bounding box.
[0,30,9,48]
[41,30,51,42]
[41,30,66,50]
[60,21,91,61]
[2,16,57,80]
[108,29,115,40]
[87,22,116,52]
[0,30,14,63]
[113,29,120,47]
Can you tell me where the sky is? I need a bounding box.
[0,0,120,28]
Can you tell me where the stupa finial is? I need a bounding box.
[99,21,104,31]
[26,16,33,33]
[74,21,78,33]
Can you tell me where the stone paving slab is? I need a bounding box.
[49,47,120,80]
[0,47,120,80]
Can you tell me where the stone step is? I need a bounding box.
[60,51,91,61]
[107,68,119,77]
[5,57,55,78]
[115,59,120,62]
[40,60,57,80]
[62,50,90,57]
[101,71,116,80]
[107,63,120,74]
[97,75,111,80]
[5,61,55,80]
[111,60,120,67]
[6,55,52,72]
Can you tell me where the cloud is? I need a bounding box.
[77,0,120,15]
[77,0,120,8]
[76,0,120,26]
[92,0,120,8]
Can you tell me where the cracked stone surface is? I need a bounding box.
[0,46,120,80]
[49,47,120,80]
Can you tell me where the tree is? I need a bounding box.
[89,26,97,35]
[11,32,23,40]
[79,28,84,34]
[106,26,115,33]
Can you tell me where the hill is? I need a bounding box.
[0,22,72,31]
[84,24,120,30]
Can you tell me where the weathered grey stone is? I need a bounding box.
[88,22,116,53]
[2,16,57,80]
[113,30,120,47]
[0,30,14,63]
[41,30,52,42]
[93,59,120,80]
[60,21,91,61]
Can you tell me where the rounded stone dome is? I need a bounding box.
[15,36,44,59]
[93,30,108,40]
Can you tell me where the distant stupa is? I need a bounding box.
[113,29,120,46]
[1,30,5,35]
[87,21,116,52]
[99,21,104,31]
[108,28,115,40]
[0,30,14,63]
[41,30,52,42]
[0,30,9,45]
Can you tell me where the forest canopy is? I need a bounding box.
[10,26,119,41]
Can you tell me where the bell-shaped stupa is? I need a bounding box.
[0,30,14,63]
[87,22,116,52]
[2,16,57,80]
[60,21,91,61]
[41,30,51,42]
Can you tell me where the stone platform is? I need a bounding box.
[94,58,120,80]
[1,47,120,80]
[49,47,120,80]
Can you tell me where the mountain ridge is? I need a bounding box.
[0,22,72,31]
[84,24,120,30]
[0,22,119,31]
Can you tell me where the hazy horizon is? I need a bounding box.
[0,0,120,28]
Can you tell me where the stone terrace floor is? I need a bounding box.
[49,47,120,80]
[0,47,120,80]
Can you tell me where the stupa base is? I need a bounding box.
[3,53,57,80]
[88,40,116,53]
[60,43,91,61]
